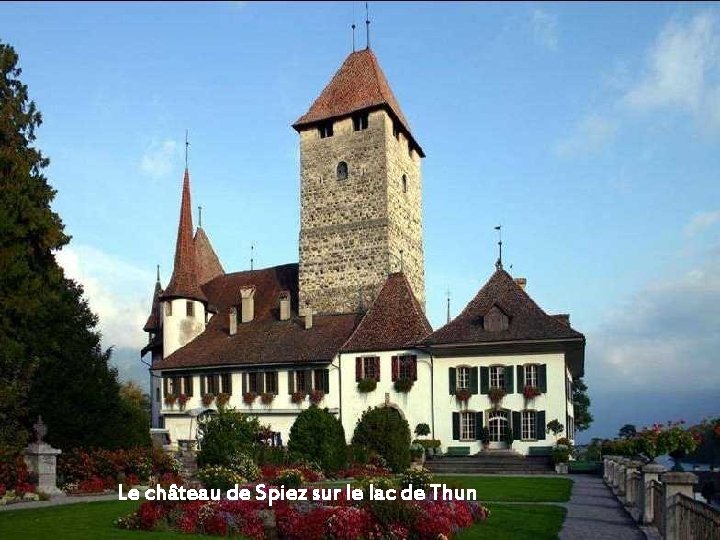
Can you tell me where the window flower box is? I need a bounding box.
[488,387,506,408]
[357,378,377,393]
[523,385,541,400]
[455,389,471,403]
[242,392,256,406]
[260,392,274,405]
[216,392,230,408]
[394,378,414,393]
[177,393,188,411]
[309,389,325,405]
[291,391,307,404]
[201,393,215,407]
[164,394,177,409]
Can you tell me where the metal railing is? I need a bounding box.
[651,479,665,536]
[670,494,720,540]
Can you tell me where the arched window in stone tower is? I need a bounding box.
[337,161,348,181]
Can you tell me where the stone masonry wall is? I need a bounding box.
[298,109,425,314]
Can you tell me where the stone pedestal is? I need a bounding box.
[624,460,643,508]
[663,472,698,540]
[640,462,666,525]
[23,417,63,496]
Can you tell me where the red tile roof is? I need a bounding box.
[426,268,585,346]
[161,169,207,303]
[153,263,362,369]
[293,48,424,156]
[342,272,432,353]
[194,227,224,285]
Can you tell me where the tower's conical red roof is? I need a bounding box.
[161,169,207,302]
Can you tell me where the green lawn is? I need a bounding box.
[0,500,207,540]
[457,504,567,540]
[434,475,573,502]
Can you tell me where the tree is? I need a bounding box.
[414,423,431,438]
[197,409,260,468]
[352,406,412,473]
[287,405,346,473]
[572,378,593,431]
[618,424,637,440]
[546,419,565,442]
[0,40,148,451]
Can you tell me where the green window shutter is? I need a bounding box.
[538,364,547,393]
[480,366,489,394]
[475,412,484,440]
[512,411,521,440]
[288,370,295,394]
[452,412,460,441]
[200,375,206,396]
[470,367,479,394]
[323,369,330,394]
[504,366,514,393]
[449,367,457,394]
[537,411,546,440]
[241,373,247,395]
[225,373,233,395]
[516,365,525,393]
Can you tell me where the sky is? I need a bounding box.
[2,1,718,441]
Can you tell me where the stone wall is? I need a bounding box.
[298,109,425,314]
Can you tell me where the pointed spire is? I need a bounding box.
[144,265,164,332]
[161,168,207,302]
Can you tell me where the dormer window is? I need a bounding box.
[318,121,333,139]
[352,112,369,131]
[186,301,194,317]
[482,305,509,331]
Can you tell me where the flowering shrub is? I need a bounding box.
[273,468,304,488]
[291,391,306,404]
[177,393,189,410]
[309,389,325,405]
[164,393,177,407]
[242,392,257,406]
[197,465,243,491]
[0,454,30,492]
[523,385,541,399]
[262,464,324,483]
[337,462,392,480]
[76,476,107,493]
[260,392,274,405]
[229,452,260,481]
[455,389,471,403]
[409,443,424,460]
[357,378,377,393]
[394,378,414,393]
[399,467,433,490]
[202,393,215,407]
[488,387,506,405]
[216,393,231,408]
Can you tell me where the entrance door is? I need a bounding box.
[488,410,509,449]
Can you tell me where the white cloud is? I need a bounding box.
[139,139,178,179]
[623,12,720,130]
[531,9,559,51]
[56,245,154,349]
[684,210,720,236]
[554,113,617,157]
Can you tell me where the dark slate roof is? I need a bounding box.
[161,169,207,303]
[292,48,424,156]
[342,272,432,353]
[153,263,362,370]
[143,279,163,333]
[426,268,584,346]
[194,227,225,285]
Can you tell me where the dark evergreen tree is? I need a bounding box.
[572,378,593,432]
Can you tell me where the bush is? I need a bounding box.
[229,452,260,481]
[409,443,424,459]
[287,405,346,474]
[399,467,433,490]
[352,406,412,473]
[197,465,243,491]
[552,446,570,464]
[412,439,441,449]
[197,409,261,468]
[273,468,304,488]
[414,423,431,437]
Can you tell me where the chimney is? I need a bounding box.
[279,291,291,321]
[304,305,313,330]
[229,307,237,336]
[239,286,255,323]
[514,278,527,290]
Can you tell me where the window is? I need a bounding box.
[247,372,263,393]
[457,367,471,390]
[156,387,160,402]
[165,301,172,316]
[206,374,220,395]
[398,356,416,380]
[296,370,312,393]
[264,372,278,394]
[183,376,194,397]
[393,122,400,140]
[402,174,407,194]
[490,366,505,389]
[186,301,194,317]
[488,410,509,442]
[356,356,380,381]
[460,411,476,441]
[314,369,329,392]
[363,357,377,380]
[524,364,538,388]
[318,122,333,138]
[567,415,575,438]
[482,305,509,331]
[221,373,233,394]
[352,112,369,131]
[336,161,348,181]
[408,143,413,158]
[521,410,537,440]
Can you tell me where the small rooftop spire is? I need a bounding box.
[156,264,160,282]
[446,288,451,323]
[185,129,190,169]
[365,2,371,50]
[495,225,503,270]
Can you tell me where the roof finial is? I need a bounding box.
[185,128,190,169]
[250,243,254,271]
[495,225,503,270]
[198,205,203,228]
[446,288,451,323]
[365,2,370,50]
[156,264,160,282]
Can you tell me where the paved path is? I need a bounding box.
[560,475,645,540]
[0,493,117,512]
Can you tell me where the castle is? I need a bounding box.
[143,46,585,455]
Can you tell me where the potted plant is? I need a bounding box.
[309,389,325,405]
[480,427,490,450]
[357,378,377,393]
[201,393,215,407]
[553,445,570,474]
[394,378,414,393]
[455,389,471,403]
[415,423,431,439]
[410,443,425,465]
[488,387,506,409]
[241,392,256,406]
[291,391,307,404]
[523,385,541,400]
[164,393,177,409]
[260,392,275,405]
[546,419,565,442]
[177,393,188,411]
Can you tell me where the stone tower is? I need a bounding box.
[293,48,425,315]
